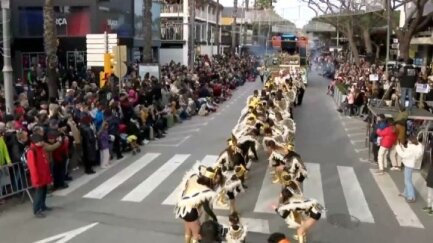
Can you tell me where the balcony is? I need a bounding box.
[161,23,184,41]
[161,4,183,14]
[195,9,206,19]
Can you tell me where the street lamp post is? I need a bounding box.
[1,0,13,115]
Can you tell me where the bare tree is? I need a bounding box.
[389,0,433,61]
[43,0,59,99]
[142,0,153,63]
[304,0,363,64]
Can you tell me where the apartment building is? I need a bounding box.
[159,0,224,65]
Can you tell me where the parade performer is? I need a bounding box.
[175,166,223,243]
[274,185,323,243]
[265,139,307,185]
[224,212,248,243]
[215,165,246,214]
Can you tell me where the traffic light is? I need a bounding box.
[104,53,113,75]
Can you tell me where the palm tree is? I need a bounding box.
[43,0,59,100]
[216,0,221,54]
[188,0,196,67]
[232,0,238,53]
[143,0,153,63]
[243,0,249,46]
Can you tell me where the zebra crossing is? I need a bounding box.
[54,152,431,232]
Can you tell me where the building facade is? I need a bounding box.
[159,0,223,65]
[10,0,161,78]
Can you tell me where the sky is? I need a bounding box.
[218,0,316,28]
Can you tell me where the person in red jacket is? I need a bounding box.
[376,118,398,175]
[27,134,53,218]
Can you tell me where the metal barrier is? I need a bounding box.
[0,162,33,203]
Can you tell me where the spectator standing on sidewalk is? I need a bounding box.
[79,114,97,174]
[97,121,111,169]
[423,157,433,215]
[376,118,398,175]
[370,114,387,164]
[27,134,52,218]
[399,59,418,112]
[396,135,424,203]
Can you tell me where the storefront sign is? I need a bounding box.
[56,18,68,26]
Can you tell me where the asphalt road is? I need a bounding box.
[0,73,432,243]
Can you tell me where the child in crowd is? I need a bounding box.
[98,121,110,169]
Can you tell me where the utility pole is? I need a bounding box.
[1,0,13,115]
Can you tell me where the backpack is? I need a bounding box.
[20,147,34,170]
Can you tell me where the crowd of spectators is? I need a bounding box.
[315,51,433,215]
[0,54,260,211]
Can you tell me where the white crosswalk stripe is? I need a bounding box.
[83,153,160,199]
[370,169,424,228]
[337,166,374,223]
[303,163,326,218]
[253,166,280,213]
[51,152,431,229]
[162,155,218,205]
[121,154,190,202]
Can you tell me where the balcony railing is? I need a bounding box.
[161,4,183,14]
[161,23,184,41]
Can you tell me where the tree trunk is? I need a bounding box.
[43,0,58,100]
[362,28,373,55]
[188,0,196,67]
[398,34,411,62]
[216,0,221,54]
[373,42,380,59]
[232,0,238,53]
[142,0,153,63]
[345,24,360,65]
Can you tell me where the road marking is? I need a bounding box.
[162,155,218,205]
[168,128,200,135]
[303,163,326,218]
[354,148,368,153]
[253,166,280,213]
[217,216,270,234]
[83,153,160,199]
[172,122,208,129]
[370,169,424,228]
[348,132,366,137]
[342,120,364,125]
[344,127,365,132]
[337,166,375,223]
[121,154,190,202]
[53,156,128,196]
[413,172,428,203]
[350,139,365,144]
[359,158,370,163]
[34,222,99,243]
[147,136,191,147]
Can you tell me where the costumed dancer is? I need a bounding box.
[215,165,246,214]
[224,212,248,243]
[175,166,223,243]
[273,184,323,243]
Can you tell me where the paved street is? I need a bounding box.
[1,74,432,243]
